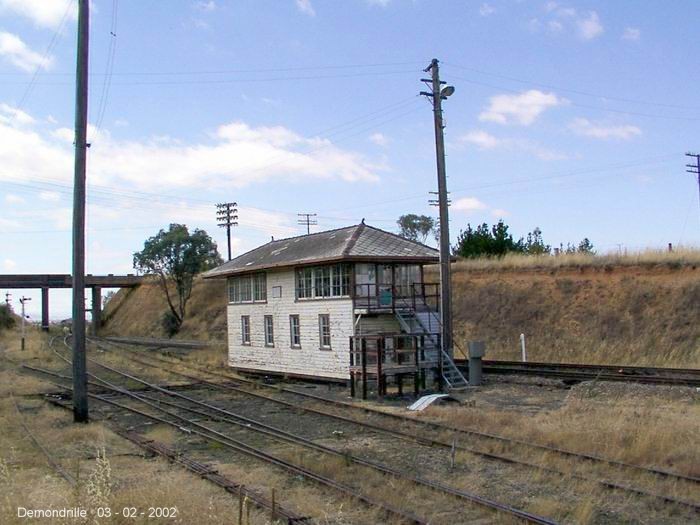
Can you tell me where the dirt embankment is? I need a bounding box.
[103,265,700,367]
[102,276,228,343]
[448,264,700,367]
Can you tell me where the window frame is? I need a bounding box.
[289,314,301,348]
[240,315,250,346]
[296,264,351,300]
[318,314,331,350]
[264,315,274,347]
[228,273,267,304]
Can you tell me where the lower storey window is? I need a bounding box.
[241,316,250,345]
[319,314,331,349]
[264,315,274,346]
[290,315,301,348]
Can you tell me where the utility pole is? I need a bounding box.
[19,296,31,351]
[72,0,90,423]
[421,58,455,390]
[5,292,11,305]
[686,152,700,224]
[297,213,317,235]
[216,202,238,261]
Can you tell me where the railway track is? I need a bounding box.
[44,337,560,525]
[84,337,700,516]
[457,359,700,387]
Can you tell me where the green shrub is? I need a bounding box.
[0,304,16,331]
[161,311,180,337]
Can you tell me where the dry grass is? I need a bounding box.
[449,247,700,272]
[448,263,700,367]
[423,382,700,480]
[0,326,274,525]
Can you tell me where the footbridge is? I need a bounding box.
[0,274,143,333]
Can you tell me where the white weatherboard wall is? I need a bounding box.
[227,269,354,380]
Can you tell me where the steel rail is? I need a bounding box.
[479,359,700,377]
[474,362,700,387]
[9,393,77,486]
[55,344,559,525]
[80,342,700,510]
[96,338,700,486]
[35,363,429,525]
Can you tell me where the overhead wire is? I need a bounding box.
[15,0,75,112]
[442,61,700,111]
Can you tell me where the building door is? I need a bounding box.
[377,264,393,307]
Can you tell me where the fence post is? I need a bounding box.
[520,333,527,362]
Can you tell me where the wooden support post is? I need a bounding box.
[397,374,403,396]
[238,485,244,524]
[91,286,101,336]
[377,337,383,400]
[41,287,49,331]
[361,338,367,400]
[350,371,355,397]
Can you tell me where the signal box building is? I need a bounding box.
[203,222,467,394]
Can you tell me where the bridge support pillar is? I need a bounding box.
[91,286,102,335]
[41,287,49,331]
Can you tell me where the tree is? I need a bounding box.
[133,224,222,334]
[577,238,595,254]
[397,214,435,244]
[523,227,551,255]
[453,220,525,258]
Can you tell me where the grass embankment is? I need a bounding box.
[447,251,700,367]
[104,250,700,367]
[0,325,268,524]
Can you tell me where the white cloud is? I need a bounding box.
[195,1,216,11]
[0,103,34,125]
[0,0,77,29]
[577,11,603,40]
[622,27,640,41]
[4,194,25,204]
[39,191,61,202]
[548,20,563,33]
[479,3,495,16]
[3,258,17,270]
[369,132,389,147]
[367,0,391,6]
[457,129,568,161]
[538,4,603,41]
[0,109,380,201]
[0,32,52,72]
[295,0,315,16]
[568,118,642,140]
[491,208,509,218]
[453,197,488,213]
[479,90,565,126]
[459,130,500,150]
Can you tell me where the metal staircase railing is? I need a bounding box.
[393,287,469,390]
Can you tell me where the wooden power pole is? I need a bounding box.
[421,58,455,389]
[216,202,238,261]
[72,0,90,423]
[686,152,700,225]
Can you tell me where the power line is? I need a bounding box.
[0,60,424,77]
[16,0,75,112]
[446,73,700,122]
[93,0,119,134]
[442,61,700,111]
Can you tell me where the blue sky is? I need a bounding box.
[1,0,700,319]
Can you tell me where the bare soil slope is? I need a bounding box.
[103,264,700,367]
